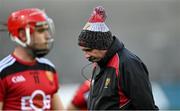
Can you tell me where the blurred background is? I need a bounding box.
[0,0,179,109]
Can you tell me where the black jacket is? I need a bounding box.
[87,36,158,110]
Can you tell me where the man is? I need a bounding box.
[0,8,64,110]
[78,6,158,110]
[67,80,90,110]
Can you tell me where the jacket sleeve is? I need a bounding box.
[122,58,158,109]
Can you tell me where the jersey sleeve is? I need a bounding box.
[53,72,59,93]
[71,80,90,109]
[0,78,5,101]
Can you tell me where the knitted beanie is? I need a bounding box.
[78,6,113,50]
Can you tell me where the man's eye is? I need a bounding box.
[84,49,93,51]
[36,28,48,33]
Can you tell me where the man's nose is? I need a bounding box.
[84,52,90,58]
[45,30,50,36]
[45,31,52,39]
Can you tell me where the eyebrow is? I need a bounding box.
[35,23,49,28]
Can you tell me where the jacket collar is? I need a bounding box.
[97,36,124,67]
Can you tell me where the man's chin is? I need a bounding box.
[88,58,100,62]
[34,49,50,58]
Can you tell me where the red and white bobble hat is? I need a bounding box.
[78,6,113,50]
[83,6,109,32]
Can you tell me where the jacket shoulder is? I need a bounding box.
[119,48,143,64]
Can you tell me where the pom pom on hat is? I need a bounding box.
[78,6,113,50]
[83,6,109,32]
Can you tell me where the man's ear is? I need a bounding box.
[18,30,26,42]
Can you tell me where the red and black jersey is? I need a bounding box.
[0,54,59,110]
[71,80,90,110]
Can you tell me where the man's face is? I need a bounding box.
[80,46,107,62]
[26,24,54,57]
[30,24,53,50]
